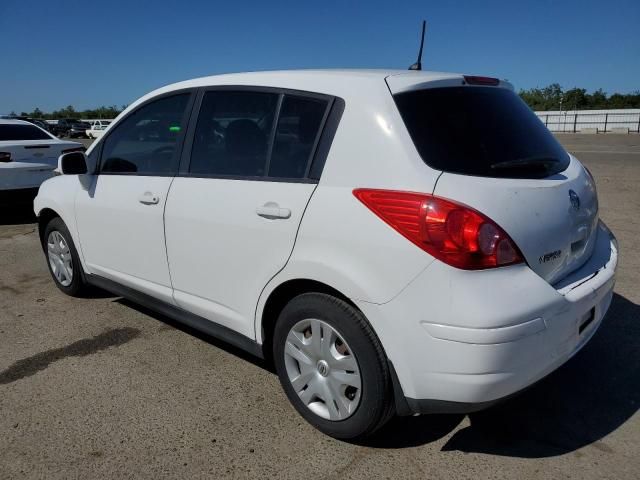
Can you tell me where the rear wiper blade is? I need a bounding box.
[490,156,560,170]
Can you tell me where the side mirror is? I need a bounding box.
[59,151,88,175]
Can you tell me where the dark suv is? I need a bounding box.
[54,119,91,138]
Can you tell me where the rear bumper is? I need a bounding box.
[0,163,56,191]
[357,221,617,414]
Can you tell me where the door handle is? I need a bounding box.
[138,191,160,205]
[256,202,291,220]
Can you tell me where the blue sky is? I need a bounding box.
[1,0,638,112]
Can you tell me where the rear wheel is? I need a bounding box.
[273,293,393,439]
[43,217,87,296]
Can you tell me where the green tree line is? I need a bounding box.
[8,86,640,118]
[9,105,126,120]
[518,84,640,111]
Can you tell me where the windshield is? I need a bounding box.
[0,124,51,141]
[393,87,570,179]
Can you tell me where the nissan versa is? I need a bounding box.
[34,70,618,439]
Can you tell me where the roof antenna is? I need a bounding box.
[409,20,426,71]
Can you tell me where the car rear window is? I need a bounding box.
[393,87,570,179]
[0,124,51,141]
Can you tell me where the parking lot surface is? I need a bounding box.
[1,134,639,479]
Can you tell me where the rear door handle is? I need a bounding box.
[138,191,160,205]
[256,202,291,220]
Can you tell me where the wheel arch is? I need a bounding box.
[260,278,411,420]
[34,189,88,274]
[37,207,62,246]
[258,278,359,362]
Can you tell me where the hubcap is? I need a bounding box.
[47,231,73,287]
[284,319,362,421]
[316,360,330,377]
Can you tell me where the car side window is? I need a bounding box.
[269,95,328,179]
[100,93,190,175]
[189,91,278,177]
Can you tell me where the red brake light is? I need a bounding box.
[0,152,11,162]
[464,75,500,86]
[353,189,523,270]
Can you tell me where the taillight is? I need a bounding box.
[463,75,500,86]
[61,146,86,154]
[353,189,524,270]
[0,152,11,162]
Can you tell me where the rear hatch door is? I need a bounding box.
[389,78,598,284]
[434,159,598,284]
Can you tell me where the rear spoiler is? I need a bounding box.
[385,73,513,95]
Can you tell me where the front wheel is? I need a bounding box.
[43,217,87,296]
[273,293,393,439]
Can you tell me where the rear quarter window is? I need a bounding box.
[393,87,569,179]
[269,95,329,179]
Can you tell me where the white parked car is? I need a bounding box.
[86,120,112,139]
[0,119,84,192]
[34,70,617,439]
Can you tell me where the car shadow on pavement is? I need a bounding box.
[115,298,272,372]
[0,196,37,225]
[363,292,639,456]
[113,291,638,457]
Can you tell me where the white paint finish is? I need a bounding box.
[164,177,316,338]
[421,317,546,345]
[555,222,618,299]
[75,174,175,303]
[357,223,617,401]
[385,72,514,93]
[267,185,435,305]
[434,155,599,284]
[309,78,441,191]
[0,119,83,190]
[1,166,55,190]
[34,175,89,271]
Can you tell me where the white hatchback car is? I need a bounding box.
[34,70,618,439]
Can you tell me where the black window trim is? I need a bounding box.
[95,88,198,177]
[263,93,284,178]
[308,96,344,180]
[178,85,344,184]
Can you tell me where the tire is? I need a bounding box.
[273,293,393,439]
[42,217,87,297]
